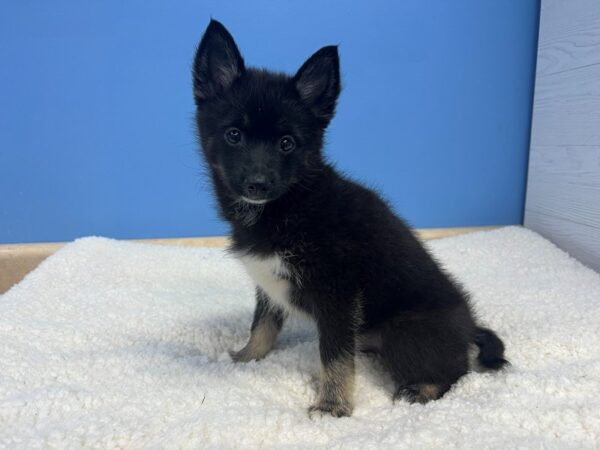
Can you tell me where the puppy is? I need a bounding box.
[192,20,507,418]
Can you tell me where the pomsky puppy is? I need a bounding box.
[192,20,507,418]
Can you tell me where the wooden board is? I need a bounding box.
[530,63,600,147]
[525,210,600,270]
[524,0,600,273]
[526,145,600,228]
[535,0,600,76]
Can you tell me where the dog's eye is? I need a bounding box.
[225,128,242,145]
[280,136,295,153]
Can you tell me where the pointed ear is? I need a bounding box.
[193,20,245,102]
[293,46,341,122]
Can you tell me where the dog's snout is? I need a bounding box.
[245,182,268,196]
[244,174,273,199]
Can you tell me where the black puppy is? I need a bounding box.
[192,20,507,418]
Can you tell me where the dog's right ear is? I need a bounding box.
[193,20,245,103]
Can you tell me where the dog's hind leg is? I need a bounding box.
[379,314,470,404]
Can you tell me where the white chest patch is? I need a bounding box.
[235,252,300,314]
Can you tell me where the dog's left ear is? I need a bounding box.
[293,46,341,122]
[193,20,245,103]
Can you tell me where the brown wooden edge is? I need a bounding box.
[0,226,497,294]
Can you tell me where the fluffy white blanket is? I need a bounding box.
[1,227,599,448]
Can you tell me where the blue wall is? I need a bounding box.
[0,1,540,243]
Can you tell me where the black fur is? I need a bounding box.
[192,20,507,417]
[474,327,509,370]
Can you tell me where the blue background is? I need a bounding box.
[0,1,540,243]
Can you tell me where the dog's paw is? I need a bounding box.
[228,348,254,363]
[308,400,352,418]
[393,383,446,405]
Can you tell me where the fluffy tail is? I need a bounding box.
[474,327,508,370]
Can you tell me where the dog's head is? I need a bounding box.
[193,20,340,205]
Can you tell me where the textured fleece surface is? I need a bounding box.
[1,227,599,449]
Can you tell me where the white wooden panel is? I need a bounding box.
[525,210,600,271]
[530,63,600,146]
[536,0,600,75]
[525,145,600,229]
[538,0,600,43]
[531,97,600,147]
[535,62,600,100]
[525,0,600,273]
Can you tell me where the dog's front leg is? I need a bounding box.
[230,288,285,362]
[309,298,360,418]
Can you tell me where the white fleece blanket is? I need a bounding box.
[1,227,599,449]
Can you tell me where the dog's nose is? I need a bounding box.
[244,174,271,199]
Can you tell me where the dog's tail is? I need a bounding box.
[473,327,508,370]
